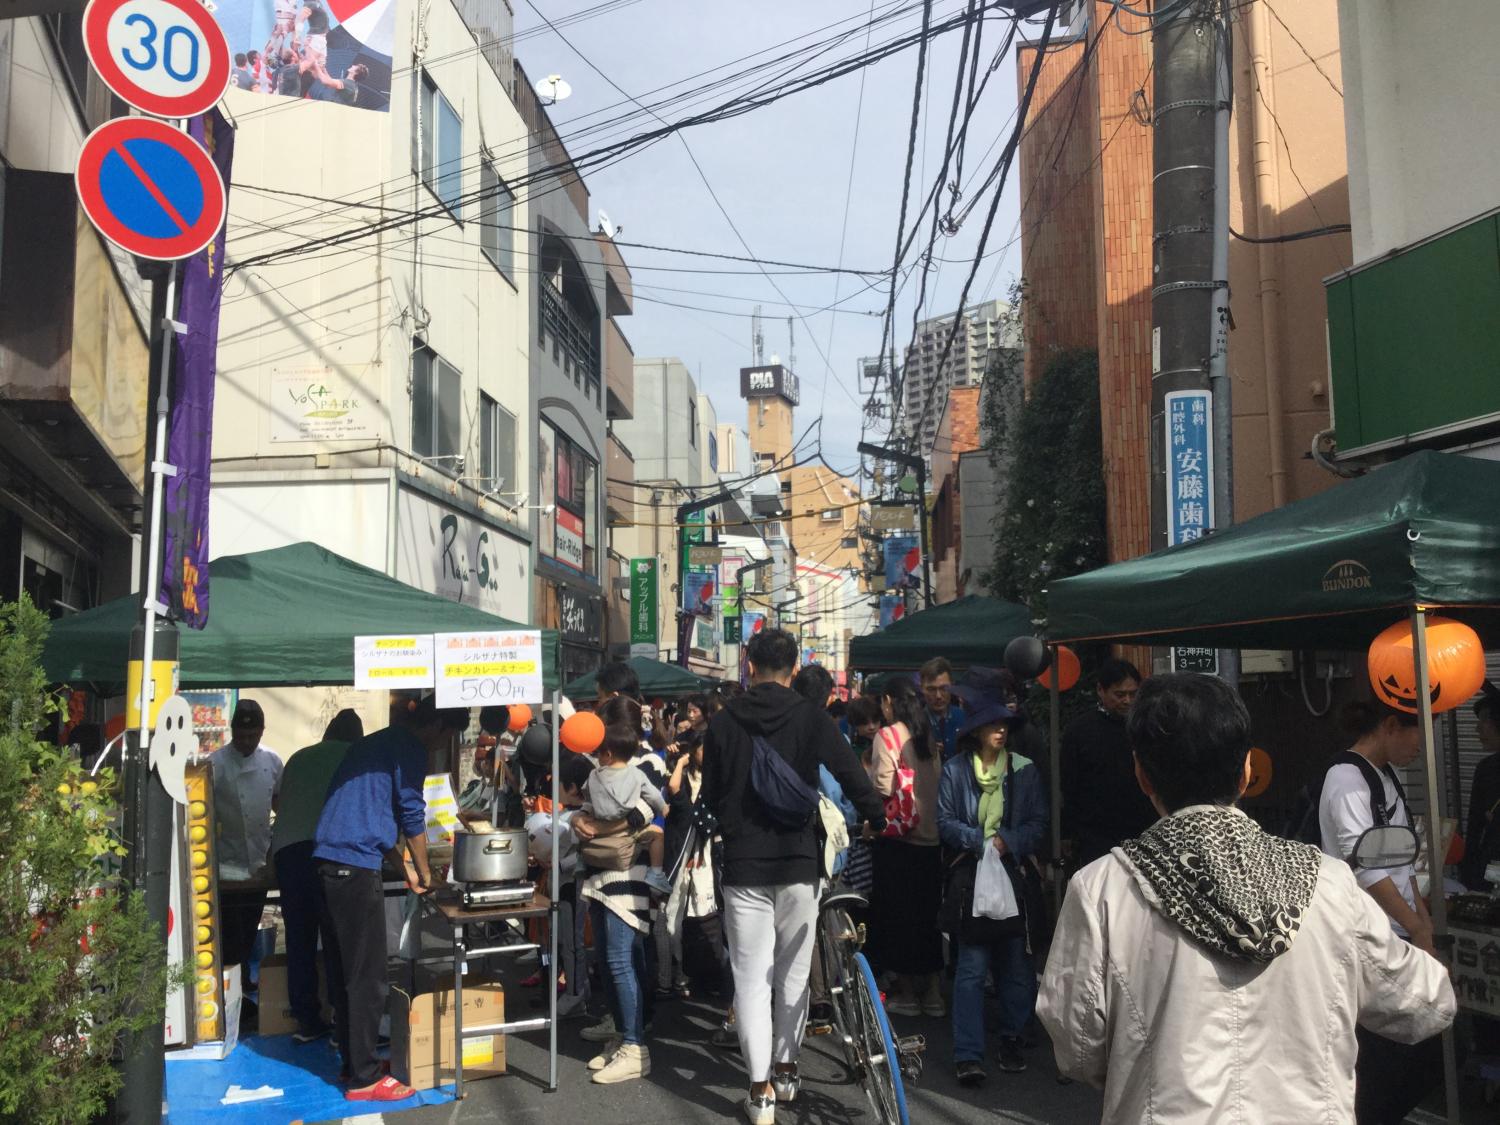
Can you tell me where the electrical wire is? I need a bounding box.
[1259,0,1342,98]
[1230,223,1351,244]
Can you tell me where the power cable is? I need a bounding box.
[1230,223,1350,244]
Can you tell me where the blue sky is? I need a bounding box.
[514,0,1028,474]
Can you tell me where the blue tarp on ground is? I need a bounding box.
[165,1033,453,1123]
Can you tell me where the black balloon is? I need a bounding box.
[1004,636,1049,680]
[479,705,511,736]
[518,723,555,766]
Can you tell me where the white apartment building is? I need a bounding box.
[899,298,1018,462]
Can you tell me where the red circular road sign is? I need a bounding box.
[75,117,226,261]
[83,0,230,119]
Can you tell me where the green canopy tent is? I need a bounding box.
[1046,450,1500,1125]
[847,594,1036,672]
[562,655,712,701]
[42,541,560,690]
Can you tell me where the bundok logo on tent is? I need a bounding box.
[1321,559,1374,593]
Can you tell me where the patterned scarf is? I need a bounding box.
[1117,805,1322,964]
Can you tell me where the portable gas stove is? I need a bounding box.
[460,879,536,909]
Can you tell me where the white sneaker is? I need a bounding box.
[580,1014,617,1042]
[587,1037,623,1071]
[771,1065,800,1104]
[744,1092,776,1124]
[592,1042,650,1084]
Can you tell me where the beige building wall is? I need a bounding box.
[1226,0,1352,520]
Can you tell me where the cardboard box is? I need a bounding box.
[255,954,334,1038]
[388,978,506,1089]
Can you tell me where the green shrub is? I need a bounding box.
[0,598,171,1125]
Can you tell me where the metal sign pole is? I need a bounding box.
[1410,606,1460,1125]
[548,688,561,1092]
[1048,648,1063,914]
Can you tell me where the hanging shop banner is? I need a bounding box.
[687,544,722,567]
[353,634,435,690]
[159,109,233,629]
[722,616,742,644]
[1165,389,1214,546]
[880,594,906,630]
[870,504,916,531]
[210,0,394,111]
[434,630,544,708]
[683,570,716,617]
[630,558,657,646]
[720,584,740,617]
[882,535,921,591]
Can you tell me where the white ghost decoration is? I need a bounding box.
[151,695,194,805]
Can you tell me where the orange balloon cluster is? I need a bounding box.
[507,703,532,732]
[1038,646,1082,692]
[1366,616,1485,715]
[561,711,605,755]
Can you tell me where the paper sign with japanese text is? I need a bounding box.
[354,634,435,691]
[423,773,462,846]
[434,630,544,708]
[1165,389,1214,547]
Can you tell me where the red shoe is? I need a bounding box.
[520,971,542,988]
[345,1076,416,1102]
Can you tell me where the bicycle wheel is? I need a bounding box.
[849,951,909,1125]
[817,903,864,1073]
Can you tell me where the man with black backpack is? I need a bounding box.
[702,628,885,1125]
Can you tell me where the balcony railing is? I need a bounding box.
[539,280,601,398]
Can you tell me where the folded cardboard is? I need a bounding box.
[388,976,506,1089]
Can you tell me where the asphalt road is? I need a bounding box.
[386,971,1104,1125]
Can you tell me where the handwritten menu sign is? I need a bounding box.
[434,630,544,709]
[354,635,435,690]
[1450,924,1500,1017]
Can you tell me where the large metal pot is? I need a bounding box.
[452,829,529,884]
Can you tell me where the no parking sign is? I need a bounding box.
[82,0,231,119]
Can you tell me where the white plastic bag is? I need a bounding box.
[972,844,1019,921]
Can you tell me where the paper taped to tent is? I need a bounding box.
[41,542,560,690]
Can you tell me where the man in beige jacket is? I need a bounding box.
[1037,674,1455,1124]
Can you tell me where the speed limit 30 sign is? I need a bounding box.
[82,0,231,119]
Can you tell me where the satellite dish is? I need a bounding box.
[535,74,572,106]
[598,211,615,239]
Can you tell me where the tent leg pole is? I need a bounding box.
[1411,606,1460,1125]
[1049,650,1063,915]
[549,688,560,1093]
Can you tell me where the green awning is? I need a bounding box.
[563,656,712,701]
[1046,450,1500,649]
[848,594,1036,672]
[42,541,560,690]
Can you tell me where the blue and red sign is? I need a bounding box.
[75,116,226,261]
[83,0,231,119]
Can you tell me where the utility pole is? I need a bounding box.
[1150,0,1237,685]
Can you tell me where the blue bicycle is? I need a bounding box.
[816,889,926,1124]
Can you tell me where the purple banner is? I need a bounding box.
[158,110,233,629]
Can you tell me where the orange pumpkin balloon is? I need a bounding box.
[561,711,605,755]
[1243,747,1273,799]
[507,703,533,732]
[1366,616,1485,715]
[1038,646,1082,692]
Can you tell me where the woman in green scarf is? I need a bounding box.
[936,699,1049,1088]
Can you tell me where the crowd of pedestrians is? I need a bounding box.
[230,628,1462,1120]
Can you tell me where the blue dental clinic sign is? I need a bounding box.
[1164,389,1214,547]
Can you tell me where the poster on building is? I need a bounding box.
[554,508,585,571]
[434,630,544,708]
[1165,389,1214,546]
[422,773,461,845]
[630,558,657,646]
[720,584,740,616]
[210,0,393,111]
[883,536,921,591]
[269,367,379,442]
[879,594,906,630]
[683,570,716,617]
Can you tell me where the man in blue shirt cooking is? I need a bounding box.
[314,691,469,1102]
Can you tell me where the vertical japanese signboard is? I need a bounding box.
[1165,389,1214,547]
[630,558,657,659]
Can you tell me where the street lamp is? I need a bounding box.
[858,440,933,609]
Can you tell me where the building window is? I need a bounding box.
[419,73,463,217]
[841,536,858,549]
[689,398,698,447]
[479,394,516,491]
[411,342,462,466]
[480,162,513,279]
[708,430,719,473]
[821,508,839,521]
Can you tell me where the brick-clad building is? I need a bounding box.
[1017,0,1351,568]
[929,386,989,603]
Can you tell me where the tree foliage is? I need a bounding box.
[983,347,1107,619]
[0,598,171,1125]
